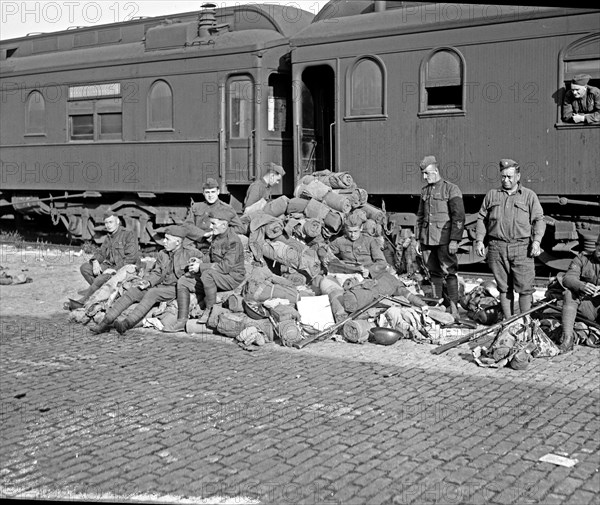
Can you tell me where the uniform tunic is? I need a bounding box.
[476,184,546,295]
[562,85,600,124]
[329,235,387,278]
[244,178,271,209]
[186,199,245,235]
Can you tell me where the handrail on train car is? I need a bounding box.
[0,192,101,208]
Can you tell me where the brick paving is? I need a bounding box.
[0,314,598,504]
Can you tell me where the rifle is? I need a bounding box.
[293,295,386,349]
[430,298,557,355]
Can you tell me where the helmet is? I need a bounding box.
[473,304,501,325]
[369,327,405,345]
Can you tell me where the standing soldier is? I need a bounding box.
[416,155,465,318]
[475,159,545,319]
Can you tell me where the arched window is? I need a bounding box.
[26,90,45,135]
[558,33,600,127]
[147,80,173,130]
[346,56,387,119]
[420,48,465,116]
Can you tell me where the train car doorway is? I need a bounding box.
[299,65,335,174]
[225,75,255,182]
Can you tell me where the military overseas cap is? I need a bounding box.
[103,209,119,220]
[163,225,188,239]
[419,155,437,170]
[207,206,237,223]
[572,74,591,86]
[263,161,285,176]
[499,159,519,169]
[203,178,219,190]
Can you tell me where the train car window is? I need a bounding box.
[25,91,46,136]
[228,77,254,139]
[147,80,173,130]
[419,48,465,117]
[267,74,291,134]
[344,56,387,120]
[68,94,122,141]
[557,33,600,128]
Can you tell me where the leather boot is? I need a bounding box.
[499,292,513,319]
[519,293,532,314]
[430,276,444,300]
[558,332,574,353]
[113,317,134,335]
[163,288,190,333]
[89,317,111,334]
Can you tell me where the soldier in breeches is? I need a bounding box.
[558,234,600,352]
[416,155,465,317]
[475,159,545,319]
[90,225,202,334]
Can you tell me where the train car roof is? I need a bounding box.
[0,3,314,64]
[292,2,600,46]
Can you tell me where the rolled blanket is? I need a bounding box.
[362,203,386,224]
[328,172,354,189]
[349,209,368,224]
[300,180,331,200]
[226,293,245,313]
[343,319,375,344]
[303,218,321,238]
[323,191,352,214]
[265,220,284,239]
[362,219,382,237]
[287,197,310,214]
[269,304,301,323]
[217,312,274,341]
[206,305,230,329]
[342,287,375,313]
[320,276,343,295]
[304,198,331,220]
[245,277,300,305]
[323,210,343,233]
[298,174,315,186]
[357,188,368,205]
[263,195,289,217]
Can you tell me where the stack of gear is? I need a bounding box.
[472,315,560,370]
[460,280,501,325]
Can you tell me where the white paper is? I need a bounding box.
[539,454,578,467]
[297,295,335,332]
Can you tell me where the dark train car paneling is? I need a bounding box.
[0,4,313,241]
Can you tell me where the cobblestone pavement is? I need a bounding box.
[1,315,598,505]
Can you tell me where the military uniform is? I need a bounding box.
[186,199,246,236]
[197,227,246,308]
[244,178,271,209]
[559,247,600,351]
[476,182,545,314]
[93,225,202,334]
[80,226,139,297]
[328,234,387,279]
[416,178,465,302]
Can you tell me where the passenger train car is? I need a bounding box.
[1,1,599,268]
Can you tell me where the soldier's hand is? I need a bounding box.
[530,241,541,257]
[415,242,422,255]
[91,260,102,276]
[139,280,151,290]
[448,240,459,255]
[582,282,597,297]
[188,260,200,274]
[475,241,485,257]
[361,267,370,278]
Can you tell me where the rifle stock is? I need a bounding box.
[430,298,557,355]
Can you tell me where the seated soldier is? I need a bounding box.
[68,210,139,309]
[185,206,246,326]
[243,162,285,210]
[562,74,600,124]
[318,214,388,279]
[90,225,202,334]
[558,234,600,352]
[186,177,246,237]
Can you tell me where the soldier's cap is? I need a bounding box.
[419,155,437,170]
[572,74,591,86]
[162,225,188,239]
[203,178,219,190]
[344,213,364,229]
[103,209,119,220]
[263,162,285,176]
[499,159,519,170]
[207,206,237,223]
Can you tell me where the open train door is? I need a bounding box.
[294,65,336,179]
[225,75,255,183]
